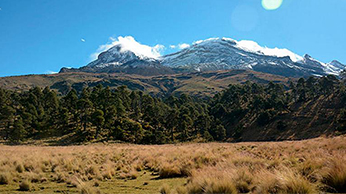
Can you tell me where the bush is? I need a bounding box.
[16,163,25,173]
[205,180,237,194]
[86,165,99,176]
[160,184,171,194]
[276,169,317,194]
[234,170,253,193]
[119,170,138,180]
[203,130,214,141]
[93,180,100,187]
[322,160,346,193]
[102,171,112,180]
[257,111,272,126]
[0,173,10,185]
[159,165,182,178]
[175,186,187,194]
[276,121,287,131]
[129,170,138,180]
[19,180,31,191]
[186,177,237,194]
[282,177,316,193]
[76,178,101,194]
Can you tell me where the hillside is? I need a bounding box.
[0,74,345,145]
[227,88,345,141]
[0,70,292,97]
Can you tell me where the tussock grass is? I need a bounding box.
[0,136,345,193]
[275,168,317,194]
[18,180,31,191]
[160,183,171,194]
[75,178,101,194]
[119,169,138,180]
[15,163,24,173]
[159,164,183,178]
[322,158,346,193]
[0,173,10,185]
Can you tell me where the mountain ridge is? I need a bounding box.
[0,70,292,97]
[60,37,345,77]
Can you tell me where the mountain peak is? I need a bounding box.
[328,60,346,71]
[304,54,312,59]
[330,60,344,66]
[87,45,139,68]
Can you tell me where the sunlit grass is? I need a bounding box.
[0,136,345,193]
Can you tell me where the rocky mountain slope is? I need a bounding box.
[60,45,173,76]
[60,37,345,77]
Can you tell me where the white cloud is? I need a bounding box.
[235,40,303,62]
[45,70,58,74]
[90,36,165,60]
[153,44,165,54]
[178,43,190,49]
[81,38,85,42]
[169,43,190,50]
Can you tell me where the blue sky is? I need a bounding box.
[0,0,345,76]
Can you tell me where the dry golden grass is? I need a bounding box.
[0,136,345,193]
[160,184,171,194]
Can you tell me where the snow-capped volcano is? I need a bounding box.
[185,37,303,62]
[60,38,172,76]
[60,36,345,77]
[87,36,164,69]
[161,37,345,77]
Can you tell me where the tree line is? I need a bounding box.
[1,75,346,144]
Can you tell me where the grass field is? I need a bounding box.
[0,136,346,194]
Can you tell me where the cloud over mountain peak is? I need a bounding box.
[91,36,164,60]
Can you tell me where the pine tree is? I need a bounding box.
[115,98,126,118]
[165,108,179,141]
[92,109,105,138]
[77,98,93,131]
[10,117,26,142]
[0,105,15,139]
[215,124,226,141]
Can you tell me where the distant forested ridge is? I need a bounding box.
[1,75,346,144]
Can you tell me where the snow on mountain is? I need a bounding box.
[61,36,171,75]
[187,37,303,62]
[302,54,345,76]
[161,37,345,77]
[233,39,303,62]
[88,36,164,68]
[327,60,346,74]
[63,36,345,77]
[161,38,302,74]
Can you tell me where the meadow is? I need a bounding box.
[0,136,346,194]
